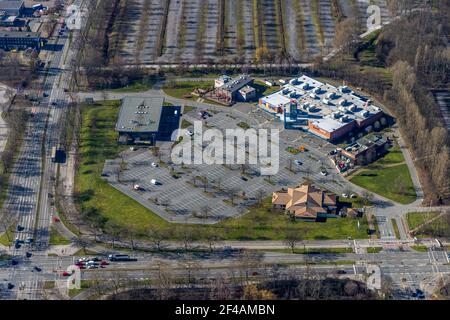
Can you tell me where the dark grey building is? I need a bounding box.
[0,31,42,50]
[0,0,24,16]
[116,96,181,145]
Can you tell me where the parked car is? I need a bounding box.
[294,160,302,165]
[7,283,14,290]
[62,271,71,277]
[33,266,42,272]
[341,193,349,198]
[336,270,347,274]
[241,176,248,181]
[151,162,158,167]
[185,130,194,136]
[320,170,328,176]
[350,193,357,199]
[25,252,32,258]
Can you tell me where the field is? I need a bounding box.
[74,101,370,240]
[406,212,440,230]
[350,145,416,204]
[409,214,450,239]
[107,0,391,65]
[162,80,214,100]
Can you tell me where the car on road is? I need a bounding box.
[43,92,49,97]
[108,254,132,262]
[129,147,136,151]
[336,270,347,274]
[100,260,109,266]
[25,252,32,258]
[62,271,71,277]
[7,283,14,290]
[25,237,33,244]
[101,172,109,177]
[11,259,18,265]
[51,102,57,106]
[33,266,42,272]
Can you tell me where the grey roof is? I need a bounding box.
[219,75,253,93]
[116,96,164,133]
[239,85,256,94]
[0,1,24,10]
[0,31,40,38]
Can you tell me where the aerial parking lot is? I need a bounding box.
[108,0,392,65]
[102,103,358,224]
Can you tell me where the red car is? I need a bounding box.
[62,271,71,277]
[100,260,109,266]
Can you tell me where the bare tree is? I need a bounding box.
[256,189,266,205]
[200,205,211,219]
[284,230,300,254]
[147,226,167,251]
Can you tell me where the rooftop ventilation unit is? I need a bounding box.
[339,99,347,106]
[309,93,317,99]
[322,98,330,105]
[327,92,336,99]
[313,87,321,94]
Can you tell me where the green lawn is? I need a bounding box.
[212,198,370,240]
[411,245,428,252]
[75,100,168,232]
[410,215,450,238]
[183,105,196,113]
[350,164,416,204]
[406,212,440,230]
[0,225,14,246]
[264,247,353,254]
[0,254,11,261]
[181,119,193,129]
[375,145,404,165]
[237,122,250,130]
[253,81,282,97]
[49,226,71,246]
[74,101,371,241]
[43,281,55,290]
[391,219,400,239]
[110,82,153,93]
[162,81,214,100]
[367,247,383,253]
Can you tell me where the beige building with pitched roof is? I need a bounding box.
[272,184,338,221]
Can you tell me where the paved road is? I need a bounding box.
[0,0,90,300]
[1,244,449,300]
